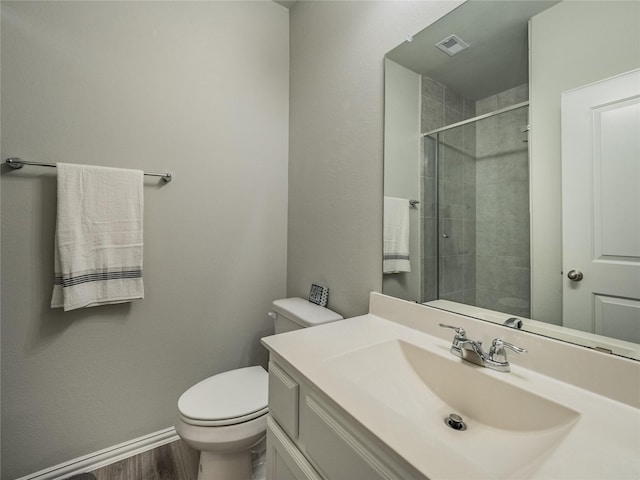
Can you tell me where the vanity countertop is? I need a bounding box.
[262,301,640,479]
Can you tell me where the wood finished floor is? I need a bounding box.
[90,439,200,480]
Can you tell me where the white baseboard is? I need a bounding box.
[16,427,180,480]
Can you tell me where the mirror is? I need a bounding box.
[383,0,640,360]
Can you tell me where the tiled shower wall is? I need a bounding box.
[475,85,530,317]
[421,77,476,303]
[421,79,530,318]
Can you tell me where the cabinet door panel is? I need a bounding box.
[303,396,407,480]
[269,361,300,440]
[267,416,322,480]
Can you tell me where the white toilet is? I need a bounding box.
[175,297,343,480]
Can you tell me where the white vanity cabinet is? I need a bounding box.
[263,294,640,480]
[266,358,423,480]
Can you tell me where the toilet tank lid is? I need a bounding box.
[272,297,343,327]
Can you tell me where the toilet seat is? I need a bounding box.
[178,366,268,427]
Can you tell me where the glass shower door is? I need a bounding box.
[424,104,531,318]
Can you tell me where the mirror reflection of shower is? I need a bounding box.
[422,79,530,318]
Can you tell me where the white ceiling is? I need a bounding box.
[386,1,559,100]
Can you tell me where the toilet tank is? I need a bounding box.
[271,297,343,334]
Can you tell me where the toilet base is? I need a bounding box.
[197,449,252,480]
[176,412,267,480]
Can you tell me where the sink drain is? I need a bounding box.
[444,413,467,431]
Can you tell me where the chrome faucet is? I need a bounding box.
[439,324,526,372]
[503,317,523,329]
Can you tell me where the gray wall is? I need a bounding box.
[287,0,463,318]
[0,2,288,478]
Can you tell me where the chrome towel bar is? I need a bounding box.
[5,157,172,183]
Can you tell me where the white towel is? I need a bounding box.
[51,163,144,311]
[383,196,411,274]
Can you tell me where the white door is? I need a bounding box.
[561,69,640,343]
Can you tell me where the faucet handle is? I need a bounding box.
[439,324,466,337]
[489,338,527,364]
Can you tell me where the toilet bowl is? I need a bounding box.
[176,366,268,480]
[176,298,343,480]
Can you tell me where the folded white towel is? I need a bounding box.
[383,196,411,274]
[51,163,144,311]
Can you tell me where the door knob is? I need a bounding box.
[567,270,584,281]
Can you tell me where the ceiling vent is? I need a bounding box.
[435,34,469,56]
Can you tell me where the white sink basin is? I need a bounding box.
[326,339,580,478]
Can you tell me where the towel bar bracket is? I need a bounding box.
[6,158,29,169]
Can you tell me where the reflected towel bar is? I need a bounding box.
[5,158,172,183]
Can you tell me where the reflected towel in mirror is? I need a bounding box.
[383,196,411,274]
